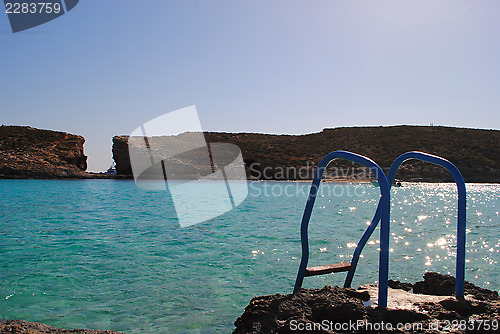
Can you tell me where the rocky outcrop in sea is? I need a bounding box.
[0,126,89,179]
[234,272,500,333]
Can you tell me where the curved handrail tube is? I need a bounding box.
[353,151,467,300]
[386,152,467,299]
[293,151,391,308]
[344,204,382,288]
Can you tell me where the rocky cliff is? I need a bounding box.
[112,126,500,183]
[0,125,88,179]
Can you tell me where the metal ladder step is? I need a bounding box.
[305,262,352,277]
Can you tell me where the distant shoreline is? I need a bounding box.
[2,125,499,183]
[1,174,499,184]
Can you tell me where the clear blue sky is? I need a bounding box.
[1,0,499,171]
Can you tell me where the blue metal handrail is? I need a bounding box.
[344,201,383,288]
[293,151,391,308]
[347,151,467,302]
[386,151,467,299]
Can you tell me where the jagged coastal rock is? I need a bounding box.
[112,126,500,182]
[0,126,88,179]
[233,272,500,334]
[0,320,124,334]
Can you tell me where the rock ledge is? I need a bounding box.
[234,272,500,333]
[0,320,124,334]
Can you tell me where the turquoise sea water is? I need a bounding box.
[1,180,499,333]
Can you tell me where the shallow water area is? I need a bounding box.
[1,180,499,333]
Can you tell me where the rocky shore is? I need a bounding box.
[233,272,500,333]
[0,320,124,334]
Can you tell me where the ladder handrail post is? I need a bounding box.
[344,204,381,288]
[377,171,391,308]
[293,150,466,309]
[294,151,391,305]
[294,164,325,292]
[386,151,467,300]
